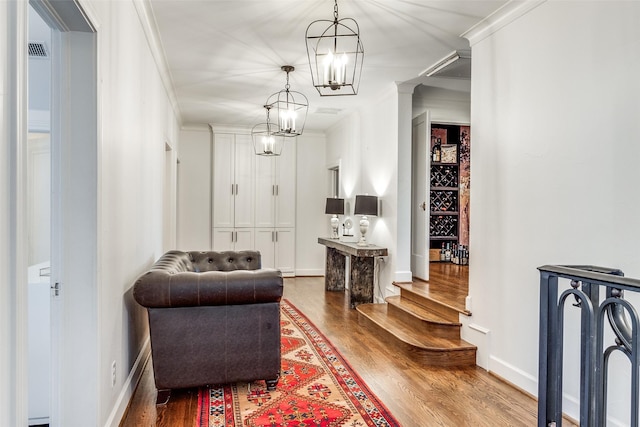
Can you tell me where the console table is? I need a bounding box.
[318,237,388,308]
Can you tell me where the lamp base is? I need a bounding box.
[357,216,369,246]
[330,215,340,239]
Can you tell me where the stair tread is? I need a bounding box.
[357,303,476,351]
[386,295,461,326]
[394,281,471,316]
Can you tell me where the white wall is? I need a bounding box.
[325,83,410,298]
[89,1,180,424]
[177,126,211,250]
[466,1,640,423]
[295,132,327,276]
[413,83,470,124]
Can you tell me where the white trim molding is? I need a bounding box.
[462,0,547,46]
[132,0,182,125]
[104,338,151,427]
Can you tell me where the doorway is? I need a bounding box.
[27,1,97,425]
[411,117,471,295]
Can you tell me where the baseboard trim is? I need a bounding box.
[294,269,324,276]
[489,354,537,397]
[104,337,151,427]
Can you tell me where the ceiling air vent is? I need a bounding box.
[28,41,49,59]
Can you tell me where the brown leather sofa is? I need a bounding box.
[133,250,283,404]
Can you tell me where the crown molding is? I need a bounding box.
[180,123,210,132]
[209,124,252,135]
[462,0,547,46]
[132,0,183,126]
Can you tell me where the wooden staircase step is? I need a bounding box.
[394,281,471,323]
[385,295,461,340]
[356,303,476,367]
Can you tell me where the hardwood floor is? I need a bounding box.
[120,272,571,426]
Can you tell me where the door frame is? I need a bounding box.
[28,1,98,425]
[411,112,430,281]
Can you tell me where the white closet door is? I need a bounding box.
[212,134,235,228]
[275,139,296,228]
[233,134,255,228]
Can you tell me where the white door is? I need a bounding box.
[254,228,276,269]
[255,154,275,228]
[233,134,255,228]
[275,139,296,228]
[234,228,254,251]
[411,112,430,281]
[274,228,295,276]
[212,134,235,228]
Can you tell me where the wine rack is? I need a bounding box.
[430,190,458,212]
[430,164,458,188]
[430,162,459,242]
[430,215,458,238]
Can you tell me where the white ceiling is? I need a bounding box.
[148,0,506,131]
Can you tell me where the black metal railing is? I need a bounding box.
[538,265,640,427]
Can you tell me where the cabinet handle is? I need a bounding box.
[275,185,279,196]
[235,184,239,195]
[275,231,278,242]
[272,185,275,196]
[231,184,235,195]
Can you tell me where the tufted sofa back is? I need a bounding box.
[133,250,280,309]
[187,250,261,272]
[148,250,261,273]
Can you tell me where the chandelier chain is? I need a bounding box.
[333,0,339,22]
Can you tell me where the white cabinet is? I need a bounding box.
[255,228,295,277]
[212,132,255,250]
[255,139,296,228]
[212,228,254,251]
[212,130,295,274]
[212,133,254,228]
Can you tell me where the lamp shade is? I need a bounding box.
[325,198,344,215]
[354,195,377,216]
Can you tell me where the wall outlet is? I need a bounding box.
[111,360,117,387]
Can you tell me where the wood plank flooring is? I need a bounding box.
[119,271,572,426]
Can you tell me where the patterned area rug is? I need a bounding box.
[196,299,400,427]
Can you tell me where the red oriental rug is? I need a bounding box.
[196,299,400,427]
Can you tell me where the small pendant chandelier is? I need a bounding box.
[305,0,364,96]
[251,105,285,156]
[266,66,308,137]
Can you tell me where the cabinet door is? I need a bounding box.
[275,140,296,228]
[234,228,254,251]
[234,134,255,228]
[274,228,295,277]
[254,228,276,269]
[212,228,253,251]
[212,228,234,251]
[212,135,234,228]
[254,155,275,228]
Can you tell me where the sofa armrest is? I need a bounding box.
[133,268,283,308]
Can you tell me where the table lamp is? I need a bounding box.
[325,198,344,239]
[354,195,378,246]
